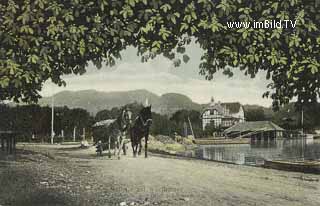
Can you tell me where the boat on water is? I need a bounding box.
[194,138,250,145]
[264,159,320,174]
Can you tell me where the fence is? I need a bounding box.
[0,131,18,155]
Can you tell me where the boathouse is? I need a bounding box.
[223,121,284,139]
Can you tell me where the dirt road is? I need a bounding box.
[1,144,319,206]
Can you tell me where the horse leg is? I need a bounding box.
[130,130,135,157]
[131,141,136,157]
[118,135,124,160]
[145,135,148,158]
[115,136,120,158]
[135,144,139,157]
[122,142,127,155]
[113,139,116,157]
[138,140,142,155]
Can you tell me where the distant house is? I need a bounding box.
[224,121,285,139]
[201,98,245,130]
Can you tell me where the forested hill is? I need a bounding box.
[39,89,280,118]
[10,89,320,132]
[38,89,201,115]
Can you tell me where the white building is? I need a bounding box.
[201,98,245,130]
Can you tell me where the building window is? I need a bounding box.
[223,120,231,127]
[214,119,221,127]
[210,109,218,115]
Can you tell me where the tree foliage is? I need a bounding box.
[150,112,174,136]
[244,107,266,121]
[203,122,224,137]
[170,109,202,137]
[0,103,92,141]
[0,0,319,109]
[271,102,320,132]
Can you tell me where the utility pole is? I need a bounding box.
[301,105,305,160]
[188,117,195,138]
[51,91,54,144]
[301,107,304,135]
[300,96,305,161]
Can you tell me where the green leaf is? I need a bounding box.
[79,39,86,56]
[309,64,318,74]
[183,54,190,63]
[191,11,197,19]
[242,30,248,39]
[180,23,189,32]
[0,77,10,88]
[177,46,186,54]
[160,4,171,13]
[170,15,176,24]
[128,0,135,7]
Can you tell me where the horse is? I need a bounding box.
[130,105,152,158]
[114,107,133,158]
[93,107,132,159]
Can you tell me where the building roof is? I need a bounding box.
[224,121,284,134]
[208,103,225,115]
[221,102,241,114]
[202,102,242,116]
[93,119,116,127]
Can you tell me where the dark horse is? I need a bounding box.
[130,105,152,158]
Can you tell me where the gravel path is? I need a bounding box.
[0,144,319,206]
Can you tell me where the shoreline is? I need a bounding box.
[1,144,320,206]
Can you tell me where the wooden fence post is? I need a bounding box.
[6,137,9,154]
[1,136,4,151]
[9,135,13,154]
[61,130,64,143]
[73,126,76,142]
[108,136,111,158]
[13,135,16,155]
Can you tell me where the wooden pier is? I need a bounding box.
[0,131,18,155]
[194,138,250,145]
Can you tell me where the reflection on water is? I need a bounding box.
[190,139,320,165]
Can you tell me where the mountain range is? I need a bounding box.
[19,89,320,130]
[38,89,203,115]
[39,89,275,117]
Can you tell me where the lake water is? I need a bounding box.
[184,139,320,165]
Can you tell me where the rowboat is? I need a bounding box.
[264,159,320,174]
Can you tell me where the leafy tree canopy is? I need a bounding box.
[0,0,319,110]
[244,107,266,121]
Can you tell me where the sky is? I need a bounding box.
[41,43,273,107]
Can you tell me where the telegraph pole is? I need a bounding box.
[51,87,55,144]
[301,107,304,135]
[300,98,304,160]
